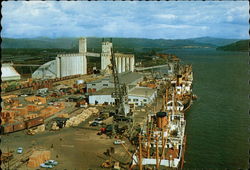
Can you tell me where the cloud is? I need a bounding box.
[1,1,248,39]
[155,14,177,20]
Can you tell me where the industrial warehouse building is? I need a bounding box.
[86,72,143,92]
[89,87,157,106]
[1,63,21,81]
[128,87,157,106]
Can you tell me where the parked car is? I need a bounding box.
[114,116,132,122]
[40,160,58,168]
[90,122,99,127]
[95,117,104,121]
[17,147,23,154]
[94,117,104,124]
[113,140,125,145]
[46,160,58,166]
[20,94,28,97]
[40,163,53,168]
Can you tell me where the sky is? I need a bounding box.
[1,1,249,39]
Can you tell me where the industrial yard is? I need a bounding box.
[1,37,193,169]
[2,1,249,169]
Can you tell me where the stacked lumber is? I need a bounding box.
[28,124,46,135]
[39,106,61,118]
[12,107,28,116]
[36,124,45,132]
[2,95,18,100]
[27,150,51,168]
[24,114,38,120]
[65,107,99,127]
[1,110,15,124]
[25,96,46,104]
[57,113,69,118]
[54,102,65,109]
[87,107,99,115]
[26,105,44,112]
[51,122,59,131]
[12,99,19,107]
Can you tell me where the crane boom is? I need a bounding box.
[110,45,128,116]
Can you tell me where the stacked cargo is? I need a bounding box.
[54,102,65,109]
[27,150,51,168]
[12,107,28,116]
[2,95,18,101]
[25,96,47,104]
[13,121,26,131]
[26,105,44,112]
[39,106,59,118]
[24,114,38,120]
[65,107,99,127]
[27,124,46,135]
[1,124,14,133]
[1,110,15,124]
[12,99,20,107]
[25,117,44,129]
[57,113,69,118]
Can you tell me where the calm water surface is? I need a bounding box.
[161,48,249,169]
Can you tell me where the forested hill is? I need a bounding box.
[2,37,240,51]
[216,40,249,52]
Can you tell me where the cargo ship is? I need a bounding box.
[170,64,194,112]
[130,90,186,169]
[130,64,194,169]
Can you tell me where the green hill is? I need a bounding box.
[190,36,239,46]
[216,40,249,52]
[1,37,218,50]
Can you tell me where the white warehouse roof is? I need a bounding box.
[32,60,57,79]
[91,87,156,98]
[1,63,21,81]
[129,87,156,97]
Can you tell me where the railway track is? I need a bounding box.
[2,149,34,170]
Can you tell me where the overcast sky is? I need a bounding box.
[1,1,248,39]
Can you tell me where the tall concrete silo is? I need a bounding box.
[56,37,87,78]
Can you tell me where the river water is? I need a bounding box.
[159,48,249,169]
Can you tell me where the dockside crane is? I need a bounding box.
[109,42,130,117]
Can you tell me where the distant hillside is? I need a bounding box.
[216,40,249,52]
[190,37,239,46]
[2,37,220,50]
[1,37,78,49]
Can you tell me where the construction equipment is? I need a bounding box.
[109,42,130,117]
